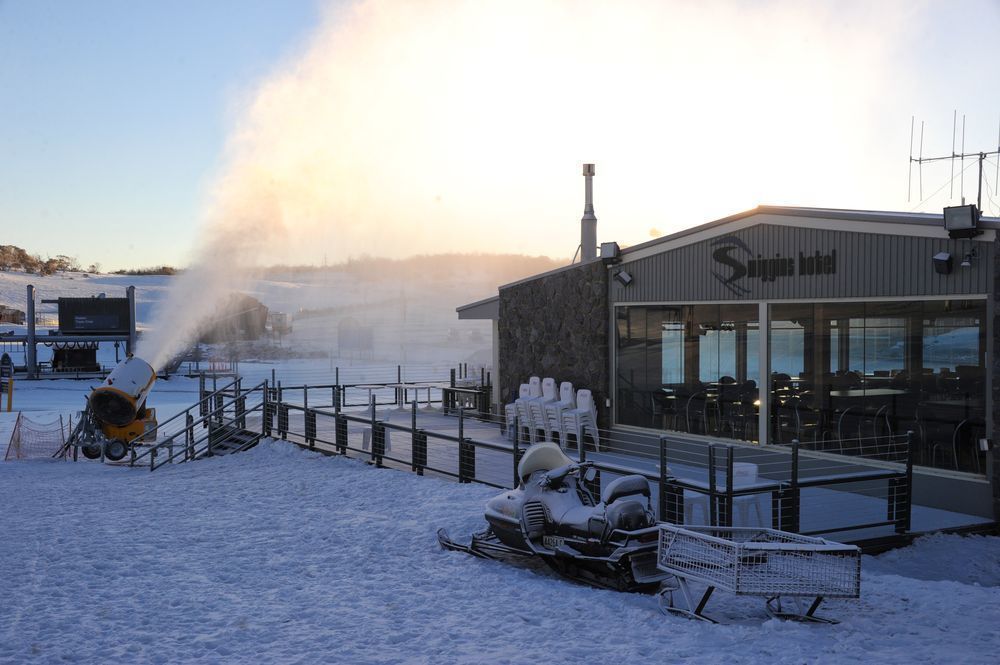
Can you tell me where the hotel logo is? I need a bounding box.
[711,235,837,296]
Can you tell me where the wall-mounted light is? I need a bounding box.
[960,247,978,268]
[932,251,953,275]
[614,269,633,287]
[600,241,621,265]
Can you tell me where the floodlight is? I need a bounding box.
[614,270,633,287]
[932,252,952,275]
[943,204,981,239]
[600,242,621,265]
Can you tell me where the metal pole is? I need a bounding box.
[512,416,520,488]
[126,285,137,356]
[25,285,36,379]
[708,445,717,526]
[369,392,376,454]
[791,438,801,533]
[658,436,668,521]
[978,152,984,211]
[903,430,914,533]
[725,446,734,527]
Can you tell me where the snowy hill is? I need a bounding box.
[0,254,551,368]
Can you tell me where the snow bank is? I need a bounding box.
[1,442,997,664]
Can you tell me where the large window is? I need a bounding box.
[615,299,987,474]
[616,304,759,441]
[768,300,986,474]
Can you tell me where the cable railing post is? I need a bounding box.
[213,379,223,426]
[660,436,684,524]
[512,416,521,488]
[369,394,378,465]
[708,444,717,527]
[262,382,270,438]
[658,435,668,521]
[335,408,347,455]
[199,374,207,423]
[789,438,801,533]
[458,407,474,483]
[186,412,194,460]
[207,410,215,458]
[895,431,914,534]
[236,386,246,430]
[305,408,317,450]
[265,383,275,437]
[723,445,734,527]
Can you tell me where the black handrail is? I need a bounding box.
[130,380,267,468]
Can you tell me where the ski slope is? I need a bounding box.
[1,442,997,664]
[0,268,494,367]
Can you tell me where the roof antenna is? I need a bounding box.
[908,112,1000,209]
[907,116,914,202]
[950,110,956,199]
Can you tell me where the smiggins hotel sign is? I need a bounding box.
[710,235,837,296]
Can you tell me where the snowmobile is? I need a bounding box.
[438,442,670,592]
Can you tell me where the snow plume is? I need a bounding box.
[140,0,910,368]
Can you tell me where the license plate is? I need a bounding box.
[542,535,565,549]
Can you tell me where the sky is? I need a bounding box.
[1,0,1000,271]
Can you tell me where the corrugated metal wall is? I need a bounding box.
[612,224,993,303]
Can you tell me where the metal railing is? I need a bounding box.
[128,379,269,471]
[267,387,913,543]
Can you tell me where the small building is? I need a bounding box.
[460,204,1000,528]
[0,305,25,325]
[199,294,269,343]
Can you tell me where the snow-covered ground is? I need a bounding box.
[1,442,998,664]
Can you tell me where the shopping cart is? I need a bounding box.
[656,524,861,623]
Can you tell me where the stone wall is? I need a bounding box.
[498,261,609,427]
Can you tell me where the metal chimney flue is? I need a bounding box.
[580,163,597,261]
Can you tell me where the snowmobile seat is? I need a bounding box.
[601,475,650,506]
[518,442,573,484]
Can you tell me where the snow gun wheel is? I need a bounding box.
[103,440,128,462]
[81,444,102,460]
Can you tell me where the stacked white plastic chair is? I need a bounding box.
[544,381,576,447]
[515,377,543,444]
[561,388,600,451]
[504,384,532,440]
[527,378,558,442]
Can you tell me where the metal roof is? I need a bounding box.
[455,204,1000,313]
[456,294,499,320]
[620,204,1000,258]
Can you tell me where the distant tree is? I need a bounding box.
[87,262,101,274]
[39,258,59,275]
[52,254,80,272]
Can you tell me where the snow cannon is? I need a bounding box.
[71,356,159,461]
[90,356,156,426]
